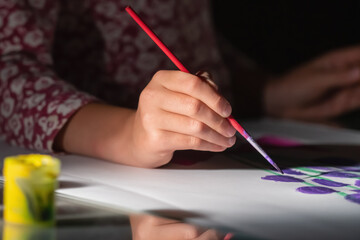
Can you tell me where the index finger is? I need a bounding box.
[154,70,232,118]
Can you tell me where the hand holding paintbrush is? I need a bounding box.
[126,6,282,173]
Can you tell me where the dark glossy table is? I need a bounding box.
[0,184,258,240]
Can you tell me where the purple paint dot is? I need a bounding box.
[313,157,357,166]
[261,175,304,182]
[297,186,337,194]
[312,178,348,187]
[283,169,305,175]
[356,180,360,187]
[323,171,360,178]
[345,194,360,205]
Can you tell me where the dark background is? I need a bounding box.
[212,1,360,74]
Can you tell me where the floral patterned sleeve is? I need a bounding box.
[0,0,97,152]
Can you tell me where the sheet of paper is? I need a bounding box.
[56,151,360,240]
[1,118,360,240]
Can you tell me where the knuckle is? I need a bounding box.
[185,76,202,93]
[188,136,202,148]
[183,226,201,239]
[139,87,156,103]
[148,130,162,145]
[186,98,202,116]
[140,111,155,128]
[189,119,204,133]
[152,70,166,82]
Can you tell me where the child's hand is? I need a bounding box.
[264,45,360,120]
[130,70,236,167]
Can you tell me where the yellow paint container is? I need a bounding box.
[3,154,60,225]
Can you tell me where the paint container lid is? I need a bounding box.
[4,154,60,178]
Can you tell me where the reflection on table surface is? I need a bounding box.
[0,185,256,240]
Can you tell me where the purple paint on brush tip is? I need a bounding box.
[276,166,284,174]
[323,171,360,178]
[283,169,305,175]
[312,178,348,187]
[297,186,337,194]
[345,194,360,205]
[261,175,304,182]
[265,156,283,174]
[356,180,360,187]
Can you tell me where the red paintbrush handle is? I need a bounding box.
[125,6,189,73]
[227,115,249,138]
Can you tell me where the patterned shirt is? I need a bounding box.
[0,0,231,152]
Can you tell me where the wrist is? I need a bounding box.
[54,103,138,165]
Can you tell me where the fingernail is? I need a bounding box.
[228,136,236,146]
[227,125,236,137]
[223,101,232,117]
[349,68,360,80]
[224,233,234,240]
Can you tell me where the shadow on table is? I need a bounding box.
[167,141,360,171]
[58,180,90,190]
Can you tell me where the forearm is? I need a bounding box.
[54,103,139,166]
